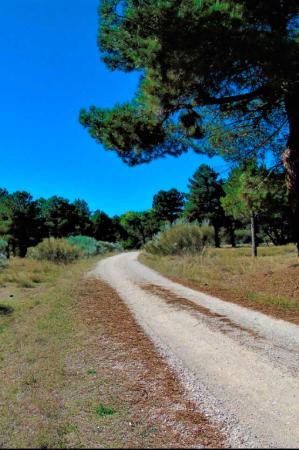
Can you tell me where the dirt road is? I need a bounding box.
[90,252,299,448]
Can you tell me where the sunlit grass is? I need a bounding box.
[0,257,58,288]
[0,256,100,448]
[140,244,299,318]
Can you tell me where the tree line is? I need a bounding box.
[0,161,291,257]
[0,190,124,257]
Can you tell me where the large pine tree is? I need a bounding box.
[80,0,299,252]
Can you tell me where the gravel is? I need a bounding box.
[89,251,299,448]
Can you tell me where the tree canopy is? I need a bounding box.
[92,210,121,242]
[185,164,224,247]
[152,188,185,223]
[119,210,159,248]
[0,191,43,257]
[221,161,291,254]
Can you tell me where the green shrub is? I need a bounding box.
[235,228,251,245]
[27,238,81,263]
[67,235,98,256]
[67,236,123,256]
[96,240,123,254]
[0,255,7,268]
[144,223,212,256]
[197,223,215,246]
[0,239,8,268]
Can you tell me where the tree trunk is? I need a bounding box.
[250,213,257,257]
[214,225,220,248]
[229,221,236,248]
[282,92,299,256]
[19,245,27,258]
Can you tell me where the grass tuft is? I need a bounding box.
[0,258,58,288]
[95,403,115,417]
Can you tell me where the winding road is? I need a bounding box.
[90,251,299,448]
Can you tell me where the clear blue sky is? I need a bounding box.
[0,0,226,216]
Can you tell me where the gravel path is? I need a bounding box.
[90,251,299,448]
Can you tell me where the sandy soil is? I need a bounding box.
[90,251,299,448]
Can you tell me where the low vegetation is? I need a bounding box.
[141,244,299,324]
[0,257,58,289]
[95,240,123,254]
[26,236,122,264]
[67,235,99,256]
[0,239,7,268]
[67,235,123,257]
[144,223,214,256]
[27,238,82,263]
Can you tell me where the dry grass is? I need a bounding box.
[0,257,98,448]
[140,244,299,324]
[0,256,225,448]
[0,257,58,289]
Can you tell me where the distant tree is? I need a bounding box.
[6,191,43,257]
[257,171,291,246]
[91,210,115,241]
[143,209,161,240]
[72,199,92,235]
[221,162,268,256]
[185,165,225,247]
[152,188,185,224]
[37,196,77,238]
[120,210,159,249]
[0,189,12,244]
[110,215,128,242]
[0,189,8,199]
[222,215,238,248]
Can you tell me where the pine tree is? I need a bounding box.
[185,165,224,247]
[80,0,299,252]
[221,162,267,256]
[152,188,185,224]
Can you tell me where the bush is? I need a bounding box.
[96,240,123,254]
[67,236,123,256]
[27,238,81,263]
[67,235,98,256]
[235,228,252,245]
[0,255,7,269]
[144,223,212,256]
[197,223,215,246]
[0,239,8,268]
